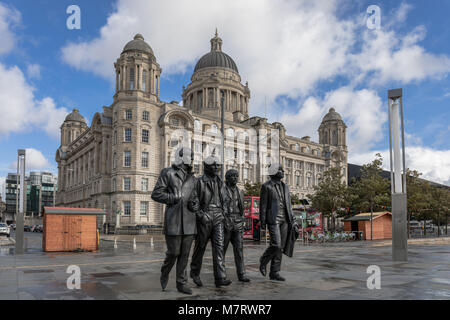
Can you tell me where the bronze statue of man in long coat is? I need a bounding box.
[151,147,197,294]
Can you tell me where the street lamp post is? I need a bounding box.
[388,88,408,261]
[15,149,26,255]
[220,91,225,180]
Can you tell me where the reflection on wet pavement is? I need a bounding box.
[1,231,449,300]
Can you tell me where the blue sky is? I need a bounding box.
[0,0,449,195]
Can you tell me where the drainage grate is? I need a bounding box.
[90,272,125,278]
[22,269,54,274]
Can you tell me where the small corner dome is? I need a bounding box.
[64,108,86,123]
[122,34,154,55]
[322,107,342,122]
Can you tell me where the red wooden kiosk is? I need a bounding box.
[43,207,106,252]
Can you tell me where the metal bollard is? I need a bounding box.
[133,237,137,250]
[150,237,154,247]
[114,237,117,249]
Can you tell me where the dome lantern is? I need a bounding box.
[194,30,239,73]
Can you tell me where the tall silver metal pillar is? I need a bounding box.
[388,89,408,261]
[15,149,26,255]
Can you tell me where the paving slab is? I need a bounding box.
[0,233,449,300]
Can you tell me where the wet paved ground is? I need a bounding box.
[0,232,449,300]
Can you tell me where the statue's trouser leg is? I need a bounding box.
[176,235,194,285]
[161,235,181,279]
[190,221,212,277]
[230,230,245,277]
[270,222,288,276]
[211,222,227,280]
[260,223,280,266]
[223,228,231,257]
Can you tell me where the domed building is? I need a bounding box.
[55,32,348,229]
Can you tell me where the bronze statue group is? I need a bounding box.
[151,147,300,295]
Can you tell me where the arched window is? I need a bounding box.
[208,88,214,107]
[210,124,218,133]
[332,130,338,145]
[295,144,300,151]
[295,171,301,186]
[306,172,312,188]
[169,116,186,127]
[197,91,203,109]
[194,119,202,131]
[227,128,234,137]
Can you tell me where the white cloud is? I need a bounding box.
[280,87,385,153]
[349,147,450,186]
[0,3,21,55]
[9,148,51,172]
[58,0,450,186]
[61,0,358,106]
[0,62,69,138]
[26,64,41,80]
[61,1,450,108]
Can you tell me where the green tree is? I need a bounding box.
[307,167,348,231]
[406,169,432,236]
[243,182,262,197]
[348,153,390,240]
[429,187,450,236]
[290,193,301,205]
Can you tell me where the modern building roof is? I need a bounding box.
[343,211,391,222]
[194,30,239,73]
[122,34,154,55]
[64,108,86,123]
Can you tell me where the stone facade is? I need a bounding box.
[55,32,348,227]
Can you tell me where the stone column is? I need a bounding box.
[116,70,119,93]
[150,68,154,94]
[203,88,206,108]
[237,93,240,112]
[216,87,220,109]
[157,74,160,97]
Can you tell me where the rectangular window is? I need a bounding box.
[123,177,131,191]
[114,130,117,144]
[124,151,131,167]
[124,128,132,142]
[141,178,148,191]
[142,70,147,92]
[243,168,249,180]
[140,202,148,216]
[142,129,149,143]
[129,68,135,90]
[125,109,132,120]
[141,152,149,168]
[123,201,131,216]
[142,111,149,121]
